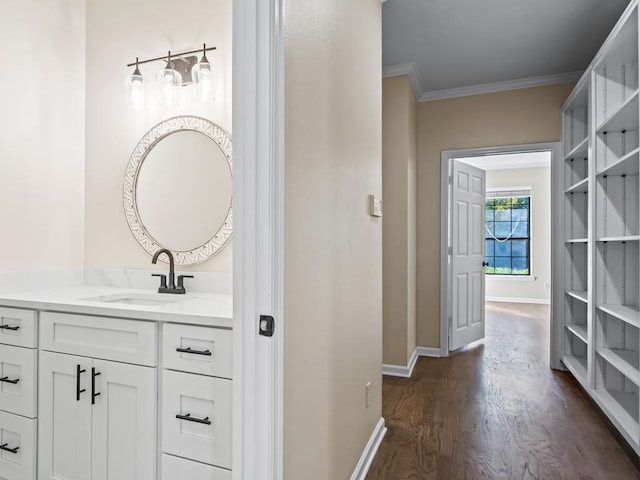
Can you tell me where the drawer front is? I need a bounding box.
[40,312,157,366]
[0,308,37,349]
[162,370,232,469]
[0,346,37,418]
[162,454,231,480]
[0,411,36,480]
[162,324,232,378]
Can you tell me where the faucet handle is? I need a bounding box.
[177,275,194,290]
[151,273,167,290]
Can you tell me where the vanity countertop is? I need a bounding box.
[0,286,232,328]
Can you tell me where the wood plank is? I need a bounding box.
[598,348,640,386]
[566,290,588,303]
[366,303,640,480]
[598,304,640,328]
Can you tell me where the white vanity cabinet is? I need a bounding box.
[0,307,38,480]
[0,290,233,480]
[38,312,157,480]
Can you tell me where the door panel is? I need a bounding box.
[38,352,92,480]
[91,359,156,480]
[451,160,486,350]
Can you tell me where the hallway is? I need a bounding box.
[367,302,640,479]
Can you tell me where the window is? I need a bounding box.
[485,190,531,276]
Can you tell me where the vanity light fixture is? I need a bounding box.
[159,51,183,107]
[124,45,217,110]
[192,43,215,102]
[124,57,144,111]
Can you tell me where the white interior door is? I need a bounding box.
[450,160,486,350]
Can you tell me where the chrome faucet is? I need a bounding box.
[151,249,193,294]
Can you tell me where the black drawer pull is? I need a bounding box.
[0,325,19,331]
[0,376,19,385]
[0,443,19,454]
[176,413,211,425]
[76,365,86,401]
[91,368,101,405]
[176,347,212,356]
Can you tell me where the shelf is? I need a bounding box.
[597,348,640,386]
[563,355,588,385]
[597,90,639,133]
[566,324,588,344]
[597,148,640,177]
[597,236,640,242]
[597,304,640,328]
[592,389,640,440]
[566,290,588,303]
[565,177,589,194]
[565,238,588,244]
[564,137,589,161]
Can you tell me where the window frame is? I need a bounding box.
[485,188,533,277]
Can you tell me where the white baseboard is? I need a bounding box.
[350,417,387,480]
[486,296,550,305]
[416,346,440,357]
[382,347,418,378]
[383,346,442,377]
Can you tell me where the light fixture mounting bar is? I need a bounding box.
[126,46,217,68]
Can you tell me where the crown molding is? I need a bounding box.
[419,70,583,102]
[382,63,422,100]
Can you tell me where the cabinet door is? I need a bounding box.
[38,351,92,480]
[91,359,156,480]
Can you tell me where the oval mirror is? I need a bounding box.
[124,116,232,265]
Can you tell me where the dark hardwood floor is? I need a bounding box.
[367,302,640,480]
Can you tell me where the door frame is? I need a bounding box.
[440,142,563,369]
[233,0,285,479]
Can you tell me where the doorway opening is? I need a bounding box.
[440,142,563,369]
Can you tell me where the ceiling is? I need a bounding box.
[382,0,632,101]
[458,152,550,171]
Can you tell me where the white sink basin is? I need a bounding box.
[81,292,189,307]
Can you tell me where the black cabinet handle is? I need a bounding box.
[176,347,212,356]
[0,324,20,331]
[176,413,211,425]
[76,365,86,401]
[0,443,19,454]
[0,376,19,385]
[91,367,101,405]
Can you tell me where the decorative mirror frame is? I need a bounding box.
[123,115,233,265]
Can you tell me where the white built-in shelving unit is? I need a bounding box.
[561,0,640,455]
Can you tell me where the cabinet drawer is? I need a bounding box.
[0,346,36,418]
[162,454,231,480]
[162,324,232,378]
[0,308,36,349]
[40,312,157,366]
[162,370,232,469]
[0,411,36,480]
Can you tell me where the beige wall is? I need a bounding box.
[382,76,417,365]
[284,0,383,478]
[0,1,86,273]
[485,167,551,302]
[417,83,574,347]
[84,0,232,272]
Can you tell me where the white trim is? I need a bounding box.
[232,0,284,478]
[382,346,442,377]
[441,143,562,365]
[382,348,419,378]
[416,346,441,358]
[486,296,550,305]
[420,71,582,102]
[487,275,535,282]
[382,63,422,101]
[349,418,388,480]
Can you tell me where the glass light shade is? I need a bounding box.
[125,72,144,111]
[192,61,215,102]
[158,67,183,107]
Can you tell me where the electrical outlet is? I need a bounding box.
[365,381,372,408]
[544,281,550,289]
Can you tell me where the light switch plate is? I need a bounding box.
[369,195,382,217]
